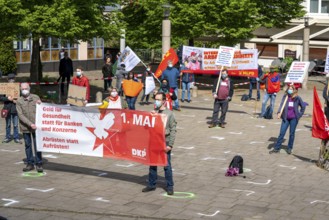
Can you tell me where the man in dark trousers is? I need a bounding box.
[209,69,234,128]
[59,52,73,96]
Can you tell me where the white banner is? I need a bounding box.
[215,46,235,67]
[285,61,310,83]
[117,46,141,72]
[182,46,203,70]
[325,49,329,73]
[145,76,155,95]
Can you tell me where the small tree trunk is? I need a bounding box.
[30,38,42,82]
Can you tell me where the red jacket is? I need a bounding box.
[72,75,90,101]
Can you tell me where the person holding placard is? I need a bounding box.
[209,69,234,128]
[139,64,154,105]
[124,72,139,110]
[0,74,21,144]
[71,67,90,104]
[259,66,281,119]
[269,84,306,155]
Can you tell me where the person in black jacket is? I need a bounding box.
[59,52,73,96]
[0,74,22,143]
[209,69,234,128]
[102,57,113,92]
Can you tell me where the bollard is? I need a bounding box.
[95,91,103,103]
[192,85,198,98]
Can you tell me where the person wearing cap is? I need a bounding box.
[269,84,306,154]
[186,51,201,70]
[259,66,281,119]
[161,60,181,111]
[0,74,22,144]
[115,62,128,96]
[71,67,90,104]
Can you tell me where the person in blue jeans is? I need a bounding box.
[249,65,263,101]
[142,92,177,195]
[269,84,306,155]
[180,63,195,103]
[125,72,139,110]
[161,60,181,111]
[0,74,22,144]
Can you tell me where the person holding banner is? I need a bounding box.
[259,66,281,119]
[142,92,177,195]
[124,72,139,110]
[209,69,234,128]
[71,67,90,104]
[0,74,21,144]
[269,84,306,154]
[139,64,154,105]
[180,63,195,103]
[16,83,43,172]
[249,65,263,101]
[99,87,128,109]
[161,60,182,111]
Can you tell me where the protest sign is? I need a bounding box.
[0,83,20,99]
[284,62,310,83]
[145,76,155,95]
[117,46,141,72]
[215,46,235,67]
[36,103,168,166]
[67,84,87,107]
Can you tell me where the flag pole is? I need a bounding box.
[140,60,161,84]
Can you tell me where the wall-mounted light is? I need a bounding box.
[304,16,309,27]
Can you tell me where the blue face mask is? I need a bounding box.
[155,100,162,109]
[287,89,293,95]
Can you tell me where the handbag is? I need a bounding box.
[1,109,9,118]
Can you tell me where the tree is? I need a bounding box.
[121,0,305,48]
[0,37,17,75]
[0,0,124,81]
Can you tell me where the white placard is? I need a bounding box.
[285,61,310,83]
[145,76,155,95]
[117,46,141,72]
[215,46,235,67]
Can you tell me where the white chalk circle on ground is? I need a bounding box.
[247,179,271,185]
[22,172,47,177]
[1,149,20,152]
[232,189,255,196]
[162,192,195,199]
[26,188,54,192]
[211,136,225,140]
[197,210,220,217]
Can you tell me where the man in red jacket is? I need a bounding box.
[71,67,90,104]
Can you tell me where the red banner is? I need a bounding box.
[154,48,179,78]
[312,87,329,140]
[36,104,168,166]
[181,69,258,77]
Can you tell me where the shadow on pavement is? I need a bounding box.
[292,154,317,164]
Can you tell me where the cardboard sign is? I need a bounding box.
[0,83,20,99]
[215,46,235,67]
[285,62,310,83]
[67,84,87,106]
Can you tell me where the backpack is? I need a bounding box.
[241,94,249,101]
[225,155,244,176]
[263,105,273,119]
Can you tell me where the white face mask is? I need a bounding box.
[21,89,30,97]
[110,91,118,97]
[168,64,173,68]
[76,71,82,77]
[146,68,150,72]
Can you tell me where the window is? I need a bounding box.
[88,37,104,59]
[310,0,329,13]
[256,44,278,58]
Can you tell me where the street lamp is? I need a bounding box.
[162,3,172,58]
[304,16,310,27]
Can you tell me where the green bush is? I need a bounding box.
[0,37,17,75]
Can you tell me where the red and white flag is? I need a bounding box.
[154,48,179,78]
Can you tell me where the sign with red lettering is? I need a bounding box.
[285,61,310,83]
[36,103,167,166]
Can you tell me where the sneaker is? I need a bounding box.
[208,124,217,128]
[269,149,280,154]
[180,99,184,102]
[2,139,11,143]
[187,100,191,103]
[167,189,174,196]
[36,164,43,173]
[174,108,181,111]
[146,102,151,105]
[23,164,35,172]
[14,139,22,144]
[219,123,225,128]
[139,102,145,106]
[142,186,156,193]
[286,149,292,155]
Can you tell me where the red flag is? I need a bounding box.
[312,87,329,139]
[154,48,179,78]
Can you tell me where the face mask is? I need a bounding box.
[21,89,30,97]
[146,68,150,72]
[155,100,162,109]
[76,71,82,77]
[110,92,118,97]
[287,89,293,95]
[221,73,228,79]
[168,64,173,68]
[192,60,196,63]
[162,83,168,87]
